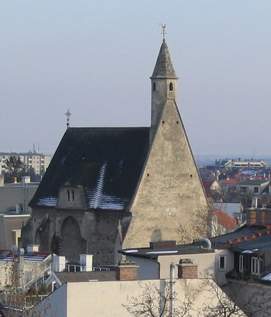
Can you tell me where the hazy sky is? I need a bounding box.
[1,0,271,156]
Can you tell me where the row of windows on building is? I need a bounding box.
[218,254,262,276]
[238,255,261,275]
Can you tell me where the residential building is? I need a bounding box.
[213,202,242,216]
[0,214,30,250]
[211,222,271,315]
[29,278,245,317]
[121,239,232,286]
[224,160,267,169]
[238,179,270,195]
[25,241,243,317]
[0,152,51,175]
[0,178,38,214]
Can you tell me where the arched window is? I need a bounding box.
[72,190,75,201]
[152,82,156,91]
[67,190,70,201]
[169,82,173,91]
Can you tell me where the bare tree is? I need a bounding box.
[0,254,50,317]
[202,280,245,317]
[124,281,197,317]
[220,281,271,317]
[177,207,209,244]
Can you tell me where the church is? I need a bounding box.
[22,36,208,266]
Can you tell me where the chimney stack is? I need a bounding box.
[52,254,66,272]
[177,259,198,279]
[116,257,138,281]
[80,254,93,272]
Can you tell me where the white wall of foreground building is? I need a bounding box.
[30,279,245,317]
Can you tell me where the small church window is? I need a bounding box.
[152,82,156,91]
[67,190,70,201]
[169,82,173,91]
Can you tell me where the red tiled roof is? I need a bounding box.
[221,179,239,186]
[211,209,237,231]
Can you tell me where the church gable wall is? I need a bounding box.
[123,100,208,248]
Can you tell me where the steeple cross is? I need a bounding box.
[161,24,167,40]
[65,109,71,129]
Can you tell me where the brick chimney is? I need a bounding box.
[177,259,198,279]
[116,257,138,281]
[149,240,176,250]
[247,209,256,225]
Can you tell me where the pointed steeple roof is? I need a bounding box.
[151,39,177,79]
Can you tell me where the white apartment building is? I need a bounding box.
[0,152,51,175]
[224,159,267,169]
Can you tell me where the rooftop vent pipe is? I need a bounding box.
[198,238,212,249]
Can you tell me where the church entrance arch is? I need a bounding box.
[60,216,84,262]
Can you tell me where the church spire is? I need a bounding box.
[151,38,177,79]
[150,35,178,143]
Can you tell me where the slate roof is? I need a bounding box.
[151,40,177,79]
[230,235,271,253]
[211,225,267,248]
[30,127,150,211]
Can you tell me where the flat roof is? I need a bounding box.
[121,243,214,259]
[55,271,116,283]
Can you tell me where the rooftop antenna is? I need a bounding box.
[161,24,167,41]
[65,109,71,129]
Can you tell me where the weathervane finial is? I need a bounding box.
[65,109,71,129]
[161,24,167,41]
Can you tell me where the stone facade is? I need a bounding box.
[26,206,123,266]
[22,38,208,265]
[123,101,208,248]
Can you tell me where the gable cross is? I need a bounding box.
[161,24,167,40]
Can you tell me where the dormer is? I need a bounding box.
[57,184,87,209]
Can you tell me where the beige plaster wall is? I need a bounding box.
[0,184,37,213]
[31,279,245,317]
[124,99,208,248]
[0,214,30,249]
[214,249,234,286]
